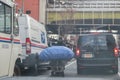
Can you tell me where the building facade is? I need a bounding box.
[15,0,46,24]
[47,0,120,25]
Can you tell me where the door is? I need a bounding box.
[79,35,95,59]
[0,2,13,77]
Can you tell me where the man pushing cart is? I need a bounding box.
[39,46,74,76]
[50,60,67,76]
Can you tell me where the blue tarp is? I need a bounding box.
[39,46,74,61]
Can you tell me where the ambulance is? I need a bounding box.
[17,14,49,72]
[0,0,49,77]
[0,0,22,78]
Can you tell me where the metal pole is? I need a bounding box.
[58,26,61,39]
[45,0,47,32]
[22,0,24,13]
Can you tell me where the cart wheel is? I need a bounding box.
[51,71,55,76]
[30,64,38,76]
[61,72,64,77]
[58,72,64,77]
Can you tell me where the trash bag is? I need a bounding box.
[39,46,74,61]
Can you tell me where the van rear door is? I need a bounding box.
[95,35,115,58]
[78,34,116,59]
[79,35,95,59]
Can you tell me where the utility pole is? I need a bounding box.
[58,25,62,39]
[22,0,24,13]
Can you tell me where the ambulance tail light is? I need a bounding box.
[26,38,31,54]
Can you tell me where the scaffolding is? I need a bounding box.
[46,0,120,25]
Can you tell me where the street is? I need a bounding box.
[1,0,120,80]
[1,59,120,80]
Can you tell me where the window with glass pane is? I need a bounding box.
[5,5,11,33]
[80,36,95,47]
[96,36,108,50]
[0,3,4,32]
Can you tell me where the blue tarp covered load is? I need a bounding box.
[39,46,74,61]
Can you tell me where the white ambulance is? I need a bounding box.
[17,14,49,72]
[0,0,22,78]
[0,0,49,78]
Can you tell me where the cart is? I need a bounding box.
[50,60,67,76]
[39,46,74,76]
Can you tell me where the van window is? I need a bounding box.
[0,2,11,34]
[78,35,109,50]
[96,35,108,50]
[97,36,106,46]
[78,34,116,51]
[80,35,95,47]
[106,35,116,50]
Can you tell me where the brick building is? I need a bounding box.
[15,0,46,24]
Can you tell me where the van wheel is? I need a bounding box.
[34,64,38,75]
[13,65,21,76]
[77,65,83,74]
[112,68,118,74]
[61,71,64,77]
[77,68,81,74]
[77,65,81,74]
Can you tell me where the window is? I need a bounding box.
[79,35,108,50]
[41,32,46,43]
[13,16,19,35]
[96,36,108,50]
[97,36,107,46]
[0,3,4,32]
[5,5,11,33]
[0,2,12,34]
[80,35,95,47]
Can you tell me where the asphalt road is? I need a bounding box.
[2,58,120,80]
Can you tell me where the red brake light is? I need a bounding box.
[26,38,31,54]
[76,48,80,56]
[114,48,119,57]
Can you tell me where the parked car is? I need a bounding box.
[75,32,119,74]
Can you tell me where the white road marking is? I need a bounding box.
[118,72,120,76]
[65,60,76,68]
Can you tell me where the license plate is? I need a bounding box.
[83,54,93,58]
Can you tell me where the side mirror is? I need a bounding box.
[13,26,19,36]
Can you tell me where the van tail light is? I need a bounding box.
[114,48,119,57]
[76,48,80,56]
[26,38,31,54]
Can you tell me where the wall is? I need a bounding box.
[39,0,46,24]
[15,0,39,21]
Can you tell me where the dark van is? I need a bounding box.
[75,32,119,74]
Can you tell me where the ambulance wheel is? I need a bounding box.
[31,64,38,76]
[13,65,21,76]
